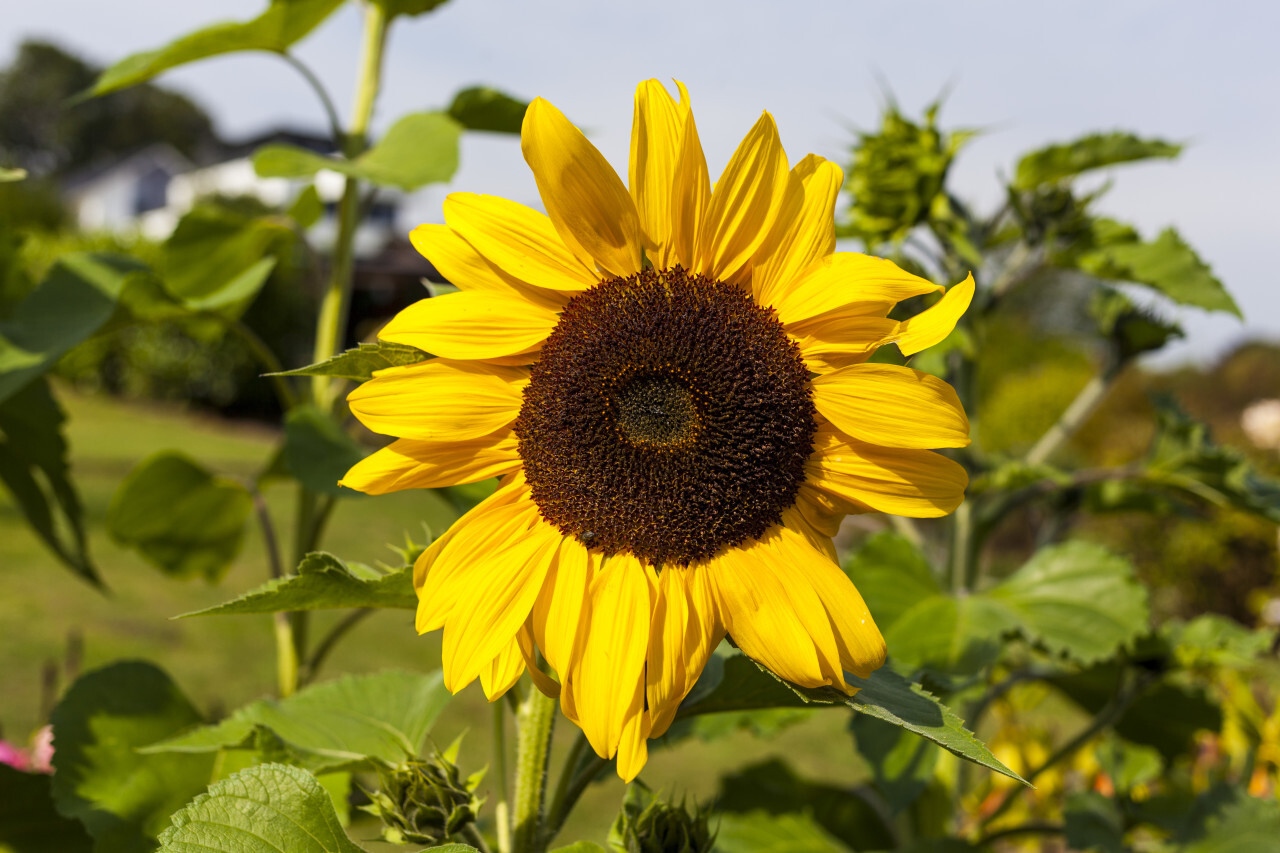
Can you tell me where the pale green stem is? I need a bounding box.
[309,0,388,410]
[949,500,975,594]
[280,52,344,145]
[493,701,512,853]
[1024,367,1118,467]
[512,688,557,853]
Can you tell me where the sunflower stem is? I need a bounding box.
[512,686,557,853]
[1024,359,1121,467]
[493,700,512,853]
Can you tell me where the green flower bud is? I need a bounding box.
[609,782,714,853]
[362,748,483,846]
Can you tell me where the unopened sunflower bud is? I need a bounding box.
[363,752,483,846]
[609,782,714,853]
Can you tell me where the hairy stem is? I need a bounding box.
[512,688,557,853]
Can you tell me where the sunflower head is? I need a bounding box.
[342,79,974,780]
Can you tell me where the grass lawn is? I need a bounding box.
[0,386,870,844]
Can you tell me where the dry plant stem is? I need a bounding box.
[512,688,557,853]
[494,701,512,853]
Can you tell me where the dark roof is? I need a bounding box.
[215,128,335,160]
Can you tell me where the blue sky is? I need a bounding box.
[8,0,1279,364]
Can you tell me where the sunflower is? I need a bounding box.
[341,80,973,781]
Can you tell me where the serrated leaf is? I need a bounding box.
[850,713,938,814]
[1014,132,1182,189]
[51,662,216,853]
[254,111,461,191]
[0,378,99,585]
[0,764,93,852]
[273,340,428,381]
[91,0,346,95]
[145,671,450,773]
[0,252,144,404]
[447,86,529,134]
[677,654,1024,784]
[180,551,415,616]
[714,811,850,853]
[985,542,1150,665]
[1184,794,1280,853]
[161,206,291,316]
[158,763,364,853]
[282,406,368,497]
[106,451,254,582]
[1076,226,1239,316]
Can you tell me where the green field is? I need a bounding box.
[0,386,865,843]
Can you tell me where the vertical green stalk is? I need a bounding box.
[494,701,512,853]
[512,688,558,853]
[309,0,389,411]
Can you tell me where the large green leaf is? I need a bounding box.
[849,713,938,814]
[254,111,461,191]
[180,551,415,617]
[447,86,529,134]
[1063,791,1124,853]
[1013,132,1182,189]
[1076,225,1239,316]
[106,451,254,582]
[0,764,93,852]
[272,339,428,382]
[158,763,364,853]
[678,653,1024,784]
[161,206,291,316]
[146,671,450,773]
[282,405,368,497]
[50,662,215,853]
[716,759,893,851]
[715,812,850,853]
[0,252,144,404]
[985,541,1150,665]
[1184,795,1280,853]
[0,378,98,585]
[91,0,347,95]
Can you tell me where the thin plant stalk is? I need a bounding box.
[494,700,512,853]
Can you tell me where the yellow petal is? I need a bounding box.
[441,517,559,692]
[379,291,558,361]
[414,477,532,630]
[443,193,598,292]
[780,505,838,564]
[753,155,842,307]
[347,358,526,441]
[791,316,899,373]
[340,430,520,494]
[647,565,723,738]
[518,626,561,699]
[892,273,975,356]
[708,532,845,690]
[522,97,642,278]
[669,85,709,271]
[408,223,567,311]
[773,253,943,327]
[615,701,651,782]
[480,634,526,701]
[531,535,598,679]
[573,553,653,760]
[806,426,969,518]
[812,363,970,450]
[693,112,792,282]
[629,79,684,267]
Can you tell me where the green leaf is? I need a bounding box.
[1163,614,1273,669]
[161,206,291,315]
[1064,791,1124,853]
[282,405,368,497]
[985,542,1150,665]
[1184,795,1280,853]
[179,551,415,616]
[716,759,894,851]
[371,0,451,16]
[287,184,324,229]
[106,451,254,582]
[51,662,215,853]
[849,713,938,814]
[714,812,850,853]
[0,252,144,404]
[146,671,451,773]
[0,378,99,585]
[91,0,347,95]
[0,167,27,182]
[551,844,607,853]
[678,654,1025,784]
[1076,226,1239,317]
[254,111,461,191]
[0,764,93,852]
[158,763,364,853]
[272,339,428,381]
[447,86,529,134]
[1014,132,1182,189]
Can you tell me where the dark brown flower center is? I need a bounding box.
[514,266,815,566]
